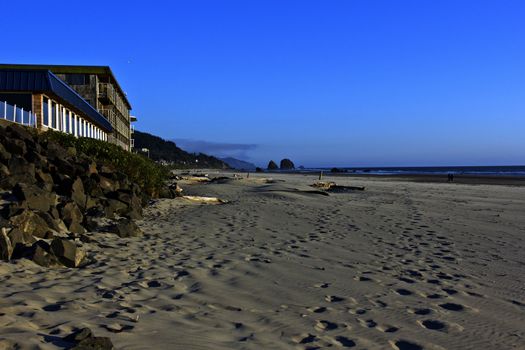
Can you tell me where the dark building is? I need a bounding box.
[0,64,135,150]
[0,69,112,141]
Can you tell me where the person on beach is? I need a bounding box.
[447,173,454,182]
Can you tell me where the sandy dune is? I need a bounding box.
[1,173,524,349]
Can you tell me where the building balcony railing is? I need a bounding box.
[100,108,116,124]
[98,83,129,118]
[0,101,36,128]
[98,83,116,105]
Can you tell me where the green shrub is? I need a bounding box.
[41,130,169,196]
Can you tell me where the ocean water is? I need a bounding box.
[299,166,525,176]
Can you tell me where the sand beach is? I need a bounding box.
[1,172,524,349]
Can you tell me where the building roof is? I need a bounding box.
[0,69,113,132]
[0,63,132,109]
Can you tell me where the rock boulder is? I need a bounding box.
[267,160,279,170]
[280,158,295,170]
[13,183,56,212]
[50,238,86,268]
[9,209,51,238]
[0,228,13,261]
[109,218,143,238]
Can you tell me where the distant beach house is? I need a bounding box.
[0,64,136,151]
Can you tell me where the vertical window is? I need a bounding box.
[65,110,70,133]
[61,107,66,131]
[51,102,57,128]
[43,97,49,126]
[72,114,76,136]
[58,106,62,131]
[58,107,62,130]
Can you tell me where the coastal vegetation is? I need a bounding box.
[43,130,168,196]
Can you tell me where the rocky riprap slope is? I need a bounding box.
[0,123,177,269]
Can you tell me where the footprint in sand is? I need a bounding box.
[398,277,416,284]
[355,275,373,282]
[377,324,399,333]
[292,333,318,344]
[358,319,377,328]
[325,295,344,303]
[419,319,447,331]
[315,320,338,331]
[442,288,458,295]
[439,302,465,311]
[42,303,62,312]
[174,270,190,280]
[391,339,424,350]
[334,336,356,347]
[411,308,432,315]
[395,288,413,296]
[307,306,327,313]
[348,308,367,315]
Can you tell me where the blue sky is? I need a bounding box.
[2,0,524,167]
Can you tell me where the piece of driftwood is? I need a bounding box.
[310,181,365,192]
[181,196,228,204]
[327,185,365,193]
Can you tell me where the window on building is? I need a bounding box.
[43,97,49,126]
[51,102,57,128]
[57,107,62,131]
[65,110,70,133]
[65,74,89,85]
